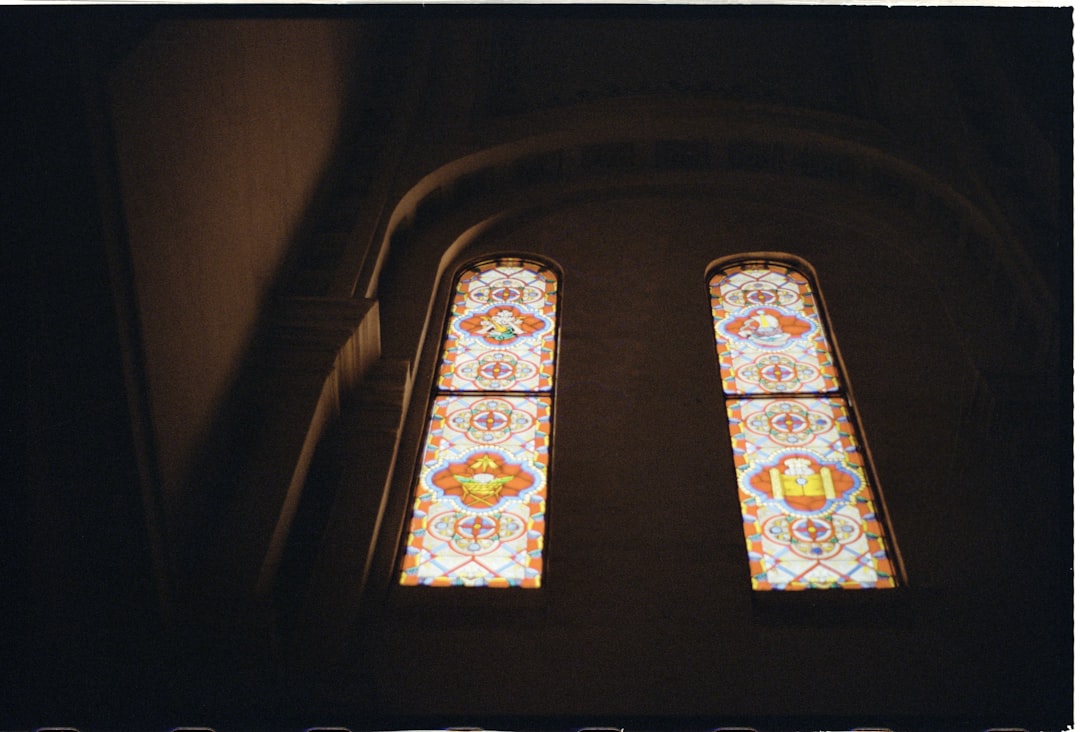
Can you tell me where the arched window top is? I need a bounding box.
[400,257,558,588]
[437,257,559,393]
[709,260,839,396]
[708,257,899,590]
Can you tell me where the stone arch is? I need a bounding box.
[365,100,1054,381]
[265,102,1055,695]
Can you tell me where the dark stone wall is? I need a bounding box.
[105,16,365,544]
[8,9,166,727]
[342,177,1067,730]
[9,6,1070,731]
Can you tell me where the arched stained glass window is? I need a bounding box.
[709,259,898,590]
[400,258,558,588]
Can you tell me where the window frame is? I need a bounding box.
[394,253,563,591]
[706,252,906,592]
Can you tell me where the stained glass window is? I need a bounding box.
[400,258,558,588]
[709,261,898,590]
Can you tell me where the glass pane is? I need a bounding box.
[727,395,897,589]
[437,260,558,393]
[400,395,551,587]
[709,264,839,395]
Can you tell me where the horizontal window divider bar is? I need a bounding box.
[435,389,553,398]
[725,391,846,400]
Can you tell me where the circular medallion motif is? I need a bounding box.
[471,410,509,432]
[447,398,535,444]
[770,411,806,433]
[428,510,527,555]
[743,288,777,305]
[468,277,544,307]
[736,354,819,392]
[745,400,833,446]
[761,513,861,560]
[455,351,539,390]
[723,283,802,309]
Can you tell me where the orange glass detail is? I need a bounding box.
[710,262,897,590]
[401,259,558,587]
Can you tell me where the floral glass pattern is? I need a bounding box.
[710,262,897,590]
[401,259,558,587]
